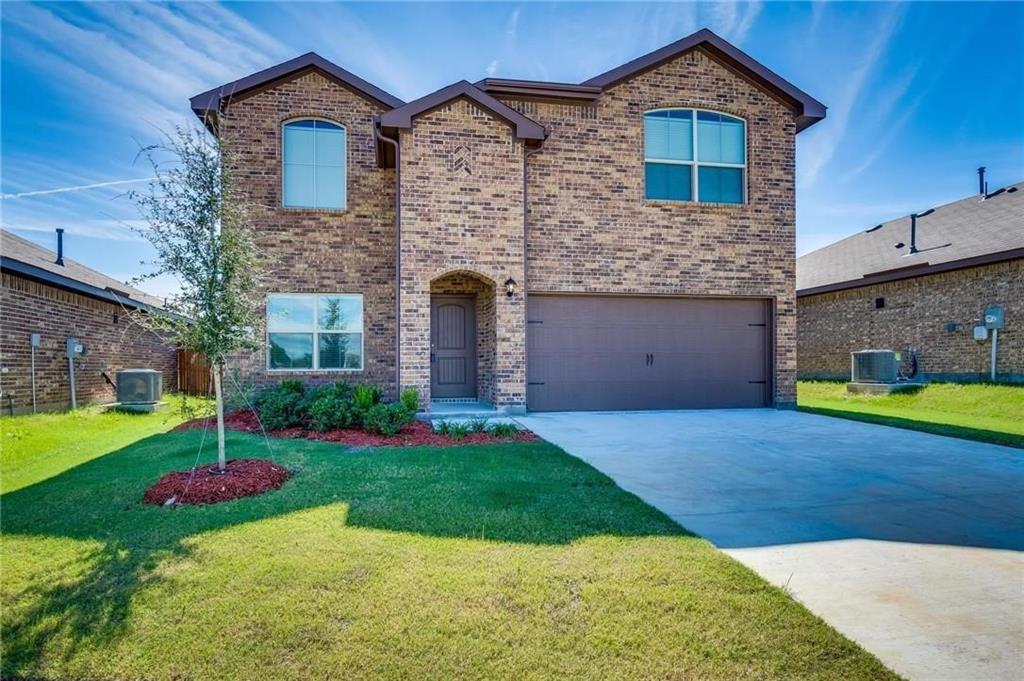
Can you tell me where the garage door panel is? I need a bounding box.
[527,295,770,411]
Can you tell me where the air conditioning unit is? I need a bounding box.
[117,369,162,404]
[850,350,899,383]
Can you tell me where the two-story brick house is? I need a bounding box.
[190,29,825,412]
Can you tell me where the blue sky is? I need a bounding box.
[2,1,1022,298]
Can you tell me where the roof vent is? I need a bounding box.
[55,228,65,266]
[978,166,987,196]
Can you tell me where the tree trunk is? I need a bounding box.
[213,362,226,472]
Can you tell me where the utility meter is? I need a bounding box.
[66,338,87,358]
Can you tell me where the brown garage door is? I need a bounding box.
[527,295,771,411]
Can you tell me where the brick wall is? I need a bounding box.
[797,259,1024,382]
[0,273,178,413]
[218,71,398,396]
[504,47,799,405]
[397,99,527,408]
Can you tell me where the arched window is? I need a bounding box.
[282,119,346,210]
[644,109,746,204]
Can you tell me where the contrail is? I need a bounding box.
[2,177,156,200]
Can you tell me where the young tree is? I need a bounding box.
[130,126,262,472]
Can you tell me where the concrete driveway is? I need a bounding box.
[517,409,1024,681]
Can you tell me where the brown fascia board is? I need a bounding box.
[190,52,405,132]
[796,248,1024,298]
[582,28,826,132]
[378,81,547,141]
[476,78,602,103]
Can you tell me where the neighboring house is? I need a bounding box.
[797,178,1023,383]
[0,229,177,413]
[190,28,826,412]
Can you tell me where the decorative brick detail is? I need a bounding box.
[217,71,398,396]
[798,260,1024,381]
[398,99,526,408]
[0,273,177,413]
[504,47,799,405]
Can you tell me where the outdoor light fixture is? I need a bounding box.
[504,277,518,297]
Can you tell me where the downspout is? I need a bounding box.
[522,136,545,412]
[374,119,402,398]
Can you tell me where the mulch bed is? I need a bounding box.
[143,458,291,506]
[173,411,538,447]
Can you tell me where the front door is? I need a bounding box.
[430,295,477,399]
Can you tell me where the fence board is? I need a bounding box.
[177,349,212,396]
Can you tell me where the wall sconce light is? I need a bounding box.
[504,277,518,297]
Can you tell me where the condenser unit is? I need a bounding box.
[850,350,899,383]
[116,369,162,404]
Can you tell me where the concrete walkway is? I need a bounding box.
[517,409,1024,681]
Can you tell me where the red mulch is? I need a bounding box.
[173,411,538,447]
[143,458,291,506]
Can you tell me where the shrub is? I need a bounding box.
[433,419,452,435]
[487,422,520,438]
[308,392,357,432]
[279,379,305,394]
[363,403,414,436]
[446,422,470,440]
[399,387,420,412]
[255,385,307,430]
[467,417,489,433]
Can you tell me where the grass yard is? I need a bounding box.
[798,381,1024,448]
[1,412,896,680]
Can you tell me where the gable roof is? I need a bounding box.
[190,52,405,130]
[582,28,826,132]
[0,230,165,311]
[797,182,1024,296]
[378,80,547,142]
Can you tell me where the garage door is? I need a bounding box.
[527,295,771,411]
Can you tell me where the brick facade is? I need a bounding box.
[218,71,398,396]
[397,100,526,408]
[504,47,798,405]
[0,273,178,413]
[797,259,1024,382]
[211,45,804,409]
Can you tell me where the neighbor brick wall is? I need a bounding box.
[397,99,526,408]
[503,46,799,405]
[218,71,398,396]
[797,259,1024,381]
[0,273,177,413]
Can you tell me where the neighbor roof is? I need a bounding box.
[190,52,406,132]
[797,182,1024,296]
[1,230,165,311]
[378,81,547,142]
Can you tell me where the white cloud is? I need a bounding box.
[485,60,500,77]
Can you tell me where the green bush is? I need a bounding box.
[308,393,357,433]
[446,422,470,440]
[255,384,307,430]
[467,417,489,433]
[434,420,452,435]
[363,403,414,436]
[400,387,420,412]
[487,422,520,438]
[279,379,305,394]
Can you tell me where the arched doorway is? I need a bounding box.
[429,271,496,404]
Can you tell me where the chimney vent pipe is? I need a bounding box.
[978,166,987,196]
[55,228,65,266]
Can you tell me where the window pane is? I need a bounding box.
[318,333,362,369]
[318,295,362,331]
[644,110,692,161]
[316,126,346,166]
[645,162,692,201]
[283,122,316,164]
[269,333,313,369]
[314,164,346,210]
[698,166,744,203]
[267,295,314,331]
[697,112,745,164]
[283,163,315,208]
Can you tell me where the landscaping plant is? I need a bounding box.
[399,387,420,412]
[362,403,414,436]
[129,126,262,472]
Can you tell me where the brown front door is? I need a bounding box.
[430,295,477,399]
[527,295,771,411]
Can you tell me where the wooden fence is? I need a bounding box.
[177,349,212,396]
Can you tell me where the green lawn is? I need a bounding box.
[1,412,896,681]
[798,381,1024,448]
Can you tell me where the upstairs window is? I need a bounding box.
[644,109,746,204]
[282,119,346,210]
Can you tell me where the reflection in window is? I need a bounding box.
[266,293,363,370]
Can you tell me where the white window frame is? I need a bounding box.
[266,293,364,372]
[643,108,748,205]
[281,117,348,211]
